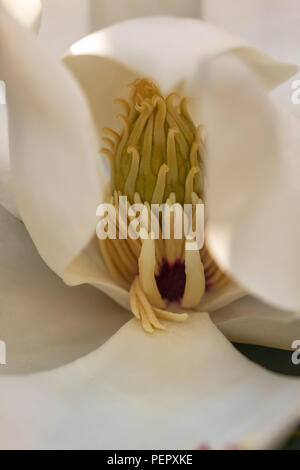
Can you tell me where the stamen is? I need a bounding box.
[129,277,187,332]
[166,113,189,157]
[166,93,194,145]
[127,101,153,147]
[185,167,200,203]
[106,238,136,284]
[102,127,121,141]
[151,164,168,204]
[139,114,156,201]
[135,279,166,330]
[102,137,115,150]
[189,141,200,167]
[100,147,114,160]
[115,98,130,115]
[98,239,130,289]
[153,308,188,322]
[124,146,140,203]
[152,96,167,174]
[115,114,130,190]
[100,77,229,333]
[166,128,179,184]
[180,97,196,133]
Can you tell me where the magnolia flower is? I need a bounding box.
[0,7,300,449]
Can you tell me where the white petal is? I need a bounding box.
[64,236,131,311]
[0,203,130,375]
[0,0,41,33]
[211,295,300,351]
[0,0,41,216]
[0,10,103,278]
[0,82,19,216]
[271,71,300,120]
[193,53,300,312]
[63,17,297,141]
[0,312,299,449]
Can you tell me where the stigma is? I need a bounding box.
[99,79,228,332]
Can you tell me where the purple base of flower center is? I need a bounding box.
[155,259,186,302]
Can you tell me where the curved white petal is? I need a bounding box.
[193,53,300,312]
[211,296,300,351]
[0,0,41,217]
[63,17,297,142]
[0,203,130,375]
[0,312,299,449]
[0,0,41,33]
[271,71,300,121]
[0,81,19,216]
[64,235,131,312]
[0,9,103,278]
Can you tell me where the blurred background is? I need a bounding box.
[39,0,300,64]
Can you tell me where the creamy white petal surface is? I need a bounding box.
[194,53,300,312]
[0,9,103,277]
[0,193,299,448]
[0,82,18,216]
[0,312,299,449]
[212,296,300,350]
[0,0,41,33]
[0,203,130,375]
[0,0,41,217]
[63,16,297,142]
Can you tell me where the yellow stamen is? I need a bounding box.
[151,164,169,204]
[124,146,140,203]
[99,78,228,333]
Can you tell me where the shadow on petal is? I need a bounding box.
[0,205,130,375]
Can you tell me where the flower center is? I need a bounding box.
[155,259,186,302]
[101,78,203,205]
[98,78,229,331]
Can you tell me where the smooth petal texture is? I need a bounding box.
[63,16,298,143]
[0,203,130,375]
[0,81,19,216]
[0,312,299,449]
[212,296,300,351]
[0,0,41,217]
[193,54,300,312]
[0,0,41,33]
[0,10,103,277]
